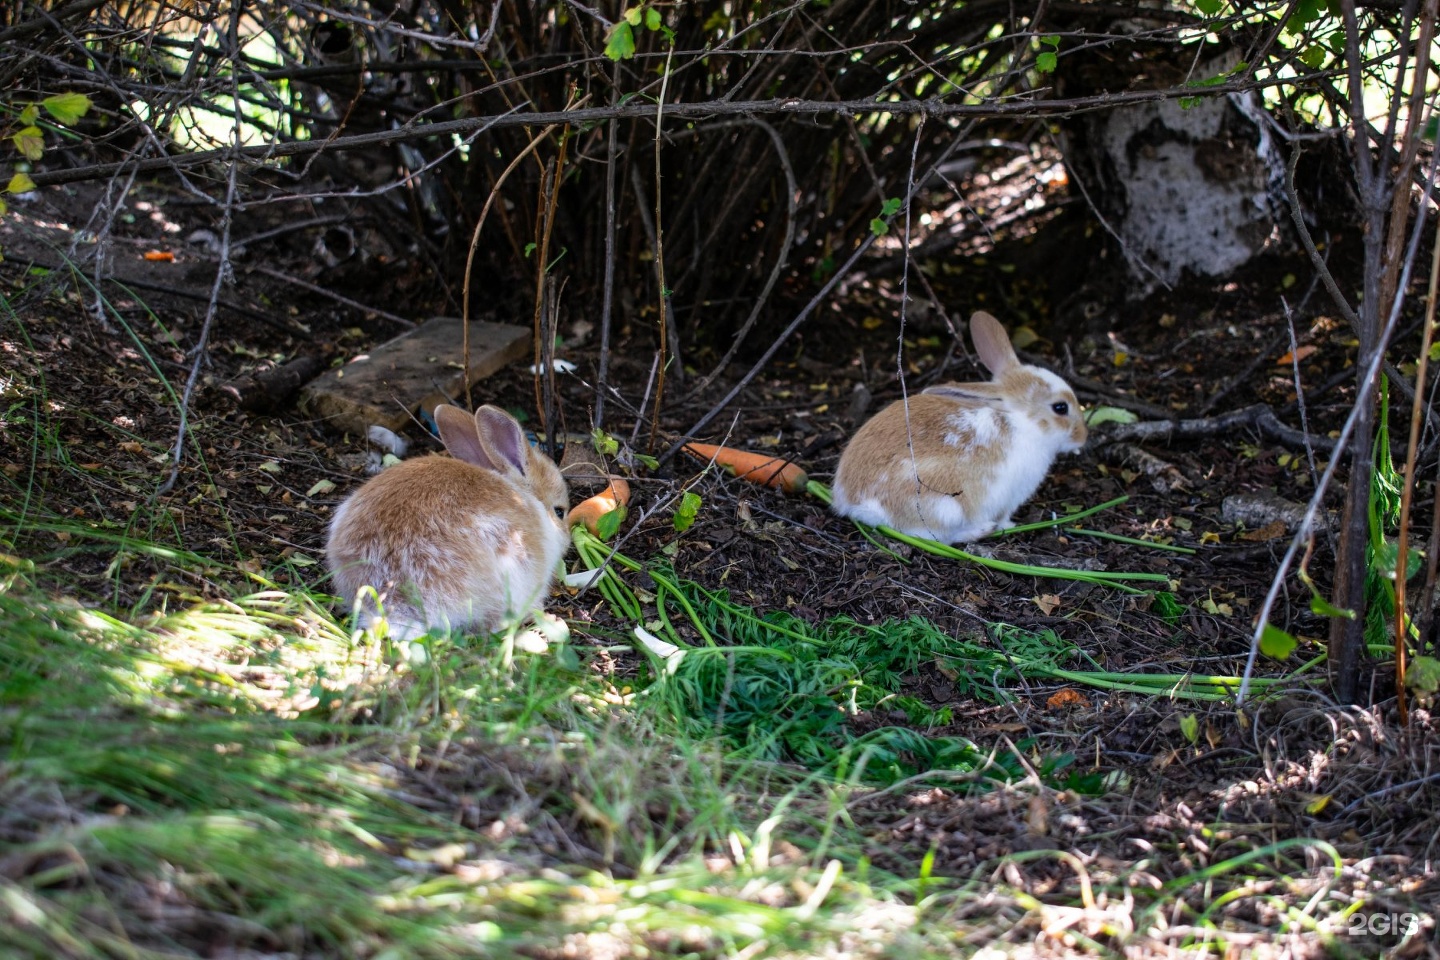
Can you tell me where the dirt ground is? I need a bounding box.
[3,162,1437,954]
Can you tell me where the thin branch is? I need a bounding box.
[26,79,1336,191]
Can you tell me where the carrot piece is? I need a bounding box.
[682,442,809,494]
[567,477,631,536]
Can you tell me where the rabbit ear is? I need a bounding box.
[473,405,529,475]
[923,382,1006,403]
[434,404,498,470]
[969,311,1019,376]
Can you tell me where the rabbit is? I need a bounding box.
[831,310,1087,544]
[326,403,570,641]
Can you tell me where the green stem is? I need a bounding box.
[1068,528,1197,555]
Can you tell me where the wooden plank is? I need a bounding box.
[300,317,531,435]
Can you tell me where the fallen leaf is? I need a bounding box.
[306,478,337,497]
[1240,520,1286,542]
[1275,345,1317,365]
[1033,594,1062,615]
[1047,688,1088,709]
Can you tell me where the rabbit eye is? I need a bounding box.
[554,506,568,519]
[1051,401,1069,416]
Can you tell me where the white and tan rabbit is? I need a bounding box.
[326,404,570,641]
[831,311,1087,543]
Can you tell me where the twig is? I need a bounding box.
[25,80,1336,191]
[1095,404,1336,453]
[245,264,415,329]
[460,123,559,409]
[158,7,245,497]
[648,42,676,454]
[1393,146,1440,726]
[678,117,799,401]
[594,58,622,432]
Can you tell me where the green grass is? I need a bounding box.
[0,527,1389,959]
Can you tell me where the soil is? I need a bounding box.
[3,161,1437,953]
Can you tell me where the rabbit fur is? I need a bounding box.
[831,311,1087,543]
[326,403,570,641]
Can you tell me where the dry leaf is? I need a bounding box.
[1046,688,1089,709]
[1275,345,1317,365]
[1239,520,1286,542]
[1033,593,1062,615]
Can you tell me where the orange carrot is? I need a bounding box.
[682,443,809,494]
[567,477,631,535]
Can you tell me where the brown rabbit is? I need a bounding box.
[326,404,570,640]
[831,311,1087,543]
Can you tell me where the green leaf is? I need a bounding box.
[42,92,91,125]
[13,126,44,162]
[1299,44,1327,69]
[673,490,702,532]
[591,428,619,456]
[624,6,643,25]
[645,6,661,30]
[6,172,36,194]
[1259,623,1298,660]
[879,197,903,217]
[604,20,636,60]
[869,218,888,237]
[1178,713,1199,744]
[1406,656,1440,694]
[1428,340,1440,362]
[1373,538,1423,581]
[1041,35,1060,48]
[595,506,623,540]
[1309,594,1355,619]
[19,104,39,125]
[1084,405,1139,426]
[1194,0,1222,14]
[1036,51,1057,73]
[523,241,537,257]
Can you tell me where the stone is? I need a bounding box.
[300,317,530,435]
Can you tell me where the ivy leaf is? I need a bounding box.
[42,92,91,125]
[1036,51,1057,73]
[13,126,44,162]
[1259,623,1298,660]
[604,20,636,60]
[879,197,903,217]
[869,217,888,237]
[673,490,702,532]
[6,172,36,194]
[645,6,661,30]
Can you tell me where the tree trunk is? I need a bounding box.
[1054,31,1290,292]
